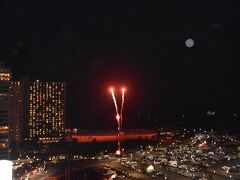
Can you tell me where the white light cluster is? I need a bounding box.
[0,160,12,180]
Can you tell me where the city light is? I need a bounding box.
[146,165,154,173]
[0,160,12,180]
[29,81,65,142]
[110,174,117,179]
[116,149,121,156]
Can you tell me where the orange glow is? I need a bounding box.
[68,131,157,142]
[116,149,121,156]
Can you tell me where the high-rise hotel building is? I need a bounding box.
[0,63,12,159]
[1,62,66,159]
[29,81,66,143]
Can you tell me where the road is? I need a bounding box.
[29,159,118,180]
[28,158,236,180]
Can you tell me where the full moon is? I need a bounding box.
[185,38,194,47]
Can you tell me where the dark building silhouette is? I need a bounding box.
[9,81,24,157]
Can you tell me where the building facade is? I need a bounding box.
[1,62,66,158]
[29,81,66,143]
[9,82,24,151]
[0,63,12,159]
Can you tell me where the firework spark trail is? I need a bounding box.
[109,87,126,156]
[110,88,120,126]
[120,88,125,128]
[110,88,119,114]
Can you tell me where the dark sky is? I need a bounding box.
[1,1,240,130]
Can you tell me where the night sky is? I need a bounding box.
[1,1,240,131]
